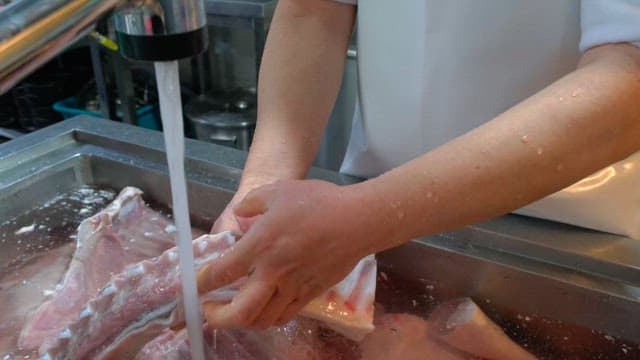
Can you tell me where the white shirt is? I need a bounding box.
[332,0,640,177]
[330,0,640,238]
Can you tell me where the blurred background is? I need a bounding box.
[0,0,358,171]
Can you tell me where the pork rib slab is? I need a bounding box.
[42,233,376,359]
[19,187,180,351]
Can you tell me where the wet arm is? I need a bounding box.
[354,43,640,249]
[237,0,355,195]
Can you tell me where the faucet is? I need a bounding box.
[0,0,208,94]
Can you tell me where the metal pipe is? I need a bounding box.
[0,0,208,95]
[0,0,80,40]
[0,0,123,94]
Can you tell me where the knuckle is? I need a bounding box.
[233,307,254,326]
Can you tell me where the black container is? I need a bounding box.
[11,47,93,131]
[0,92,17,128]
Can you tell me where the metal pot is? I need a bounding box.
[185,89,256,150]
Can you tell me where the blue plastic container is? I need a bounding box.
[53,96,161,130]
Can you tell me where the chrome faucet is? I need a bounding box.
[0,0,208,94]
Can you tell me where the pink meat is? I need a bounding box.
[18,187,188,351]
[136,318,359,360]
[360,313,470,360]
[426,298,537,360]
[41,233,376,359]
[0,243,74,357]
[360,298,537,360]
[301,254,376,341]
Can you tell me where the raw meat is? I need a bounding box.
[427,298,537,360]
[136,318,359,360]
[302,254,376,341]
[41,233,376,359]
[359,313,471,360]
[19,187,185,351]
[360,298,537,360]
[136,299,535,360]
[41,233,237,359]
[0,243,74,356]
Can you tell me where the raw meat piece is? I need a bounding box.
[19,187,185,351]
[135,328,197,360]
[41,232,239,359]
[136,318,358,360]
[0,243,74,357]
[41,233,376,359]
[359,313,470,360]
[427,298,537,360]
[360,298,536,360]
[302,254,376,341]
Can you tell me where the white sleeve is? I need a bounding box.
[580,0,640,51]
[332,0,357,5]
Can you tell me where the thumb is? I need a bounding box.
[233,186,276,218]
[235,215,258,234]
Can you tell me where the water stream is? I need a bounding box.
[154,61,206,360]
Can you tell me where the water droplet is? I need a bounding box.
[520,135,529,144]
[536,148,543,155]
[556,163,565,171]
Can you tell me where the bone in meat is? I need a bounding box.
[19,187,184,351]
[359,312,471,360]
[41,232,376,359]
[136,317,358,360]
[427,298,537,360]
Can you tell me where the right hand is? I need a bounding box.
[211,194,244,234]
[211,175,282,234]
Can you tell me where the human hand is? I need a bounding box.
[211,174,282,234]
[198,179,386,330]
[210,193,244,234]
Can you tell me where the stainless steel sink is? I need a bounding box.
[1,117,639,358]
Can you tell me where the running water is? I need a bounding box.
[154,61,206,360]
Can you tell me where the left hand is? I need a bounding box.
[197,179,383,329]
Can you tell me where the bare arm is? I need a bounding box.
[199,44,640,330]
[358,43,640,250]
[239,0,355,193]
[211,0,355,232]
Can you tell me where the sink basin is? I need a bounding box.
[1,117,638,358]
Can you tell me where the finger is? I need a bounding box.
[203,277,275,328]
[252,285,295,330]
[211,213,241,234]
[275,298,307,326]
[233,186,276,218]
[274,281,320,325]
[197,241,255,294]
[235,215,258,234]
[170,322,186,331]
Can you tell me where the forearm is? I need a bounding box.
[239,0,355,193]
[354,43,640,250]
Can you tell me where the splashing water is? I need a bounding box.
[154,61,206,360]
